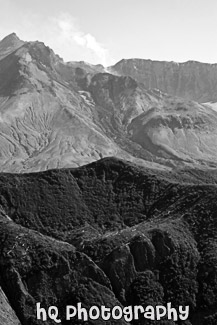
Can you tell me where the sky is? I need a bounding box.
[0,0,217,66]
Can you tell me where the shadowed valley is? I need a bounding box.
[0,34,217,325]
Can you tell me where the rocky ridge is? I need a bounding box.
[110,58,217,103]
[0,32,217,325]
[0,158,217,324]
[1,34,217,170]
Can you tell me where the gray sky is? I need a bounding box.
[0,0,217,66]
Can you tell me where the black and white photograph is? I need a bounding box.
[0,0,217,324]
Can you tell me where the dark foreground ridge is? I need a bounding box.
[0,157,217,324]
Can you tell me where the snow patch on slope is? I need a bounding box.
[78,91,95,106]
[203,102,217,112]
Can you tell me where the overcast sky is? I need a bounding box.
[0,0,217,66]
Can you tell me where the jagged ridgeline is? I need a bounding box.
[0,34,217,171]
[1,33,217,325]
[0,157,217,324]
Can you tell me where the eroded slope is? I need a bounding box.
[1,34,217,171]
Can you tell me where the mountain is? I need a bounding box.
[0,33,24,60]
[1,157,217,324]
[110,58,217,103]
[1,33,217,171]
[0,34,165,172]
[1,33,217,325]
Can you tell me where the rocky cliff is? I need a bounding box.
[1,34,217,171]
[1,32,217,325]
[110,58,217,103]
[0,158,217,324]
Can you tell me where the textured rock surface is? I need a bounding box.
[1,32,217,325]
[0,212,127,325]
[1,34,217,170]
[110,58,217,102]
[0,33,24,60]
[0,158,217,324]
[0,286,21,325]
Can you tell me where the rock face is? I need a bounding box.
[0,211,127,325]
[1,32,217,325]
[110,58,217,103]
[0,33,24,60]
[0,287,21,325]
[0,158,217,324]
[1,34,217,170]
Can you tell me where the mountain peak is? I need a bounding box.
[0,33,24,60]
[0,32,24,51]
[0,32,22,43]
